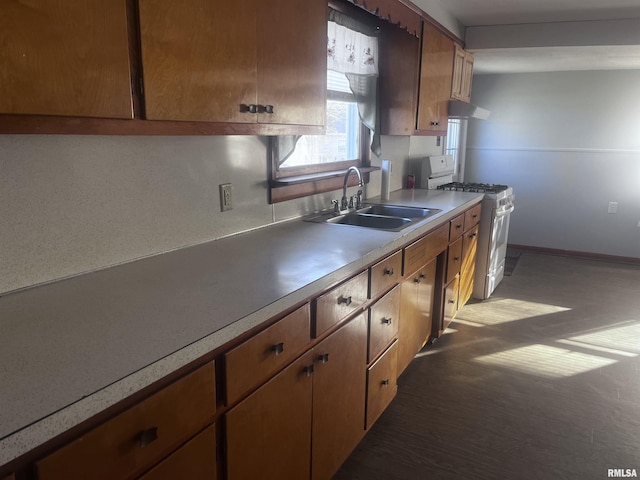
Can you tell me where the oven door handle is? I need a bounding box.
[496,204,515,217]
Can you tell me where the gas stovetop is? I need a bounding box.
[437,182,509,194]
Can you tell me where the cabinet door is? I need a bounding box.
[379,23,420,135]
[226,352,313,480]
[416,22,454,134]
[451,44,466,101]
[461,51,474,102]
[398,258,436,375]
[138,425,216,480]
[459,224,479,307]
[312,314,367,480]
[0,0,132,118]
[139,0,258,122]
[257,0,326,126]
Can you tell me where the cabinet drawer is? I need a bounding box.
[225,304,310,404]
[368,286,400,363]
[36,362,216,480]
[449,213,465,241]
[464,203,482,230]
[138,424,216,480]
[369,250,402,299]
[315,271,369,338]
[446,236,463,283]
[403,223,449,276]
[366,340,398,429]
[444,274,460,328]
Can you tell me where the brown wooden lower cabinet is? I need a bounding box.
[311,313,367,480]
[366,340,398,429]
[226,352,314,480]
[398,258,437,375]
[459,224,479,307]
[35,362,217,480]
[226,314,367,480]
[138,425,216,480]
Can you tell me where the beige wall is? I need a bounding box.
[0,134,442,294]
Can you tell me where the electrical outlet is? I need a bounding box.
[607,201,618,214]
[220,183,232,212]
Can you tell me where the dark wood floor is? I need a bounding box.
[335,253,640,479]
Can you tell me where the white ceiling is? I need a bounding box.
[412,0,640,73]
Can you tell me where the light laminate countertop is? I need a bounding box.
[0,189,483,465]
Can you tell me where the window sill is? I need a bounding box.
[269,166,380,203]
[270,166,380,187]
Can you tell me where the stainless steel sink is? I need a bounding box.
[304,204,442,232]
[326,213,411,230]
[357,204,438,219]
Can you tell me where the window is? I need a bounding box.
[446,117,466,180]
[279,71,364,171]
[269,14,381,203]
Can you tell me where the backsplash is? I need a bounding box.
[0,134,441,295]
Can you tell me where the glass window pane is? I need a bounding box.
[280,99,360,168]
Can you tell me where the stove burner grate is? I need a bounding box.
[436,182,509,194]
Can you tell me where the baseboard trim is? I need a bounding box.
[508,244,640,266]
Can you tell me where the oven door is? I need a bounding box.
[484,203,514,297]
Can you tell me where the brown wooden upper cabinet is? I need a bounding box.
[138,0,326,125]
[416,21,454,135]
[0,0,133,119]
[451,44,474,103]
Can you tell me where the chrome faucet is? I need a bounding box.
[340,166,364,213]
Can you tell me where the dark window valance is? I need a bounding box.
[345,0,422,37]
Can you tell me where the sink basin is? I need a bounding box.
[326,213,411,230]
[357,204,438,219]
[304,204,442,232]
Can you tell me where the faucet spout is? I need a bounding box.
[341,166,363,211]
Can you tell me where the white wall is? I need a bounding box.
[465,70,640,258]
[0,134,441,295]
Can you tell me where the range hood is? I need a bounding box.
[448,100,491,120]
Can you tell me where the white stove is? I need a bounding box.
[437,181,515,300]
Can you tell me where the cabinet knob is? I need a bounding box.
[383,268,394,276]
[456,224,463,229]
[303,365,314,377]
[318,353,330,364]
[381,379,390,387]
[414,277,421,284]
[431,121,439,126]
[419,273,426,279]
[382,317,393,326]
[338,295,352,306]
[240,104,258,114]
[469,233,477,238]
[454,256,460,261]
[448,299,456,304]
[271,342,284,356]
[264,104,274,114]
[138,427,158,448]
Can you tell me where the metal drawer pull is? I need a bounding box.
[319,353,330,364]
[382,317,393,326]
[383,268,394,276]
[139,427,158,448]
[338,296,352,306]
[303,365,314,377]
[271,342,284,356]
[381,379,390,387]
[240,104,258,114]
